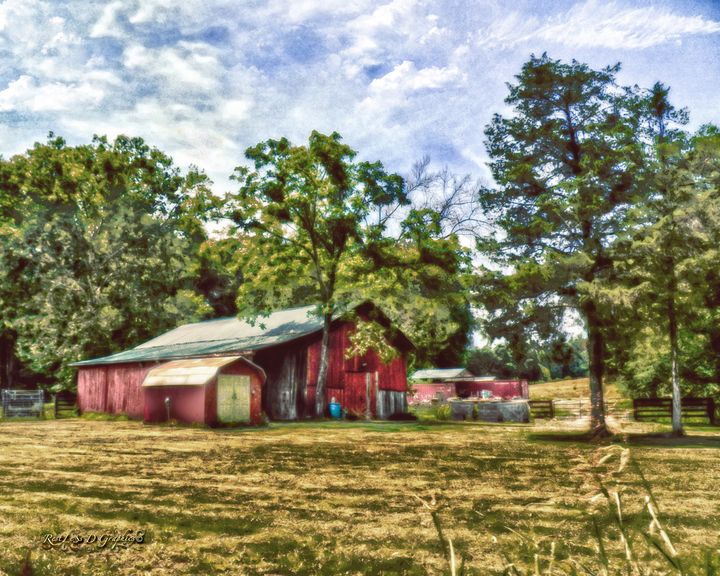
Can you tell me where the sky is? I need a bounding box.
[0,0,719,193]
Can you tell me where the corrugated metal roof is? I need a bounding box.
[411,368,474,381]
[142,356,241,387]
[137,305,322,349]
[72,305,324,367]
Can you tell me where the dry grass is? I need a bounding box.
[529,378,625,400]
[0,419,718,575]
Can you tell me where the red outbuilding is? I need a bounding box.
[72,302,412,425]
[408,368,529,404]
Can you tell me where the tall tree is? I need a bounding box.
[0,134,219,389]
[611,125,720,403]
[618,84,690,434]
[479,54,647,435]
[228,131,407,416]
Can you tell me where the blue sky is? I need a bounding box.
[0,0,718,192]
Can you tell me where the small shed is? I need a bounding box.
[408,367,529,404]
[142,356,265,426]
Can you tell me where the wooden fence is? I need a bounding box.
[633,397,716,425]
[1,390,45,418]
[528,400,554,419]
[53,391,78,418]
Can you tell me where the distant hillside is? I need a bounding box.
[529,378,624,400]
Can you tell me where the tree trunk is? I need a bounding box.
[584,302,609,436]
[668,294,684,436]
[315,313,333,417]
[0,332,18,389]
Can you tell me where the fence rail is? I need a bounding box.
[528,400,554,419]
[53,391,77,418]
[633,397,716,424]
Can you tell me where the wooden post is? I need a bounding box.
[365,373,371,421]
[708,398,716,425]
[53,394,58,419]
[374,371,379,419]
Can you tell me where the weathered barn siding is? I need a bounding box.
[77,366,108,413]
[77,362,153,419]
[305,322,408,417]
[254,342,308,420]
[255,321,408,419]
[106,363,152,418]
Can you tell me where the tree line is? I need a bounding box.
[0,54,718,435]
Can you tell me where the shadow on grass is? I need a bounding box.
[528,430,720,448]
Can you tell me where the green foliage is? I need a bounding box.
[0,134,219,389]
[229,130,407,316]
[465,336,587,382]
[611,125,720,400]
[229,131,474,403]
[228,131,409,413]
[345,320,398,364]
[478,54,653,432]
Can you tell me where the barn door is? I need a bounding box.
[217,375,251,423]
[344,373,376,418]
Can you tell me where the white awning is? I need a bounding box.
[142,356,243,387]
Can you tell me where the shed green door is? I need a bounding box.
[217,375,251,423]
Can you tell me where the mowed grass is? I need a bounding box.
[0,419,718,575]
[529,377,624,400]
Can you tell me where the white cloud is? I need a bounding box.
[0,0,718,197]
[89,1,126,38]
[0,75,104,112]
[340,0,451,79]
[477,0,720,50]
[368,60,465,94]
[124,41,223,92]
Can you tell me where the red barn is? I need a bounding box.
[72,302,412,424]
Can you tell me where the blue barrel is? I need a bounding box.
[329,402,342,419]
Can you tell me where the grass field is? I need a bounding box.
[529,378,624,400]
[0,418,718,575]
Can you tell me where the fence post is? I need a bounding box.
[53,394,58,419]
[709,398,716,425]
[365,373,371,421]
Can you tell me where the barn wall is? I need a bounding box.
[106,363,153,419]
[144,385,207,424]
[77,366,108,413]
[306,322,408,392]
[77,362,154,419]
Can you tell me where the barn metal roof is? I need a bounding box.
[137,305,322,349]
[410,368,475,381]
[142,356,242,387]
[71,305,324,367]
